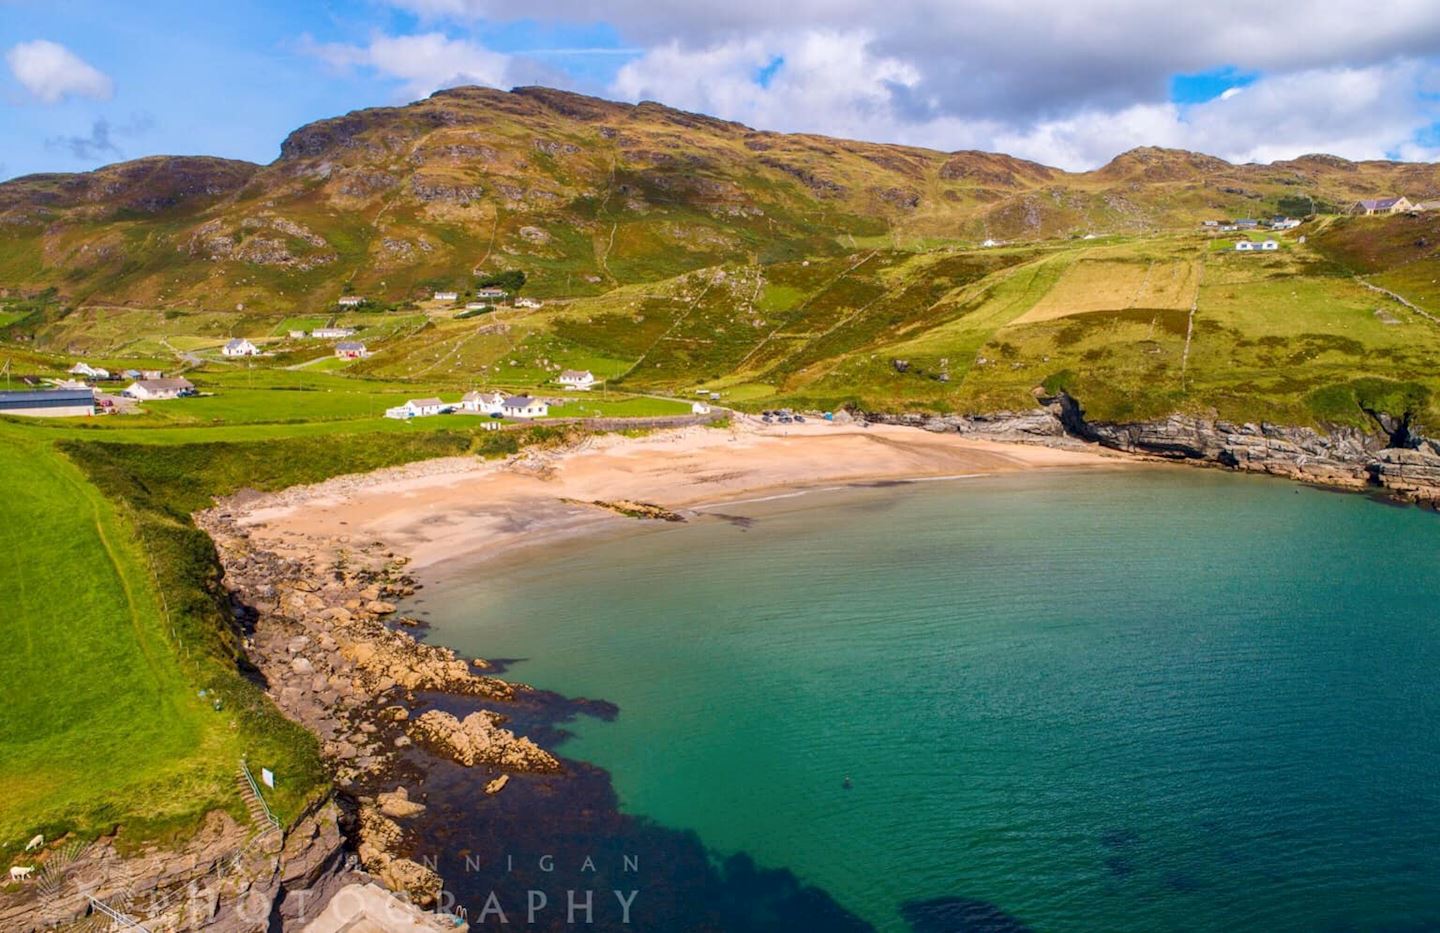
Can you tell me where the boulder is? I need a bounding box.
[376,787,427,819]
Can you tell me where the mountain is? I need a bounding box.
[3,85,1440,315]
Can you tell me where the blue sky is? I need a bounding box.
[4,0,1440,178]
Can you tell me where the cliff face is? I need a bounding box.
[869,394,1440,506]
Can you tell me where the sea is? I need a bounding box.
[399,468,1440,932]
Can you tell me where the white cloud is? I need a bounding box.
[306,32,517,100]
[612,32,921,141]
[386,0,1440,114]
[609,28,1440,169]
[6,39,113,104]
[360,2,1440,168]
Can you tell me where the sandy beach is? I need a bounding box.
[231,418,1130,571]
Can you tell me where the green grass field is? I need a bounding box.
[0,424,244,845]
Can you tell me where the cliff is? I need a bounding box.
[868,393,1440,506]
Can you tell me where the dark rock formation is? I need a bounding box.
[865,391,1440,506]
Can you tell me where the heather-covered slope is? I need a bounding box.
[4,86,1440,316]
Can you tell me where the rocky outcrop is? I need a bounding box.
[355,805,442,907]
[193,500,566,920]
[0,802,358,933]
[865,391,1440,506]
[196,507,525,786]
[184,215,336,268]
[410,710,562,772]
[409,176,483,204]
[562,497,687,521]
[375,787,426,820]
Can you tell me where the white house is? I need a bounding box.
[1236,239,1280,252]
[980,238,1001,248]
[475,287,508,300]
[1271,218,1302,230]
[500,395,548,418]
[125,377,195,401]
[312,327,356,339]
[513,297,543,309]
[434,291,459,301]
[222,338,260,357]
[558,369,595,391]
[338,296,366,308]
[692,401,712,414]
[461,391,507,414]
[335,341,369,359]
[288,330,308,339]
[386,397,446,419]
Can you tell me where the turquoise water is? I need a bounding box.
[413,469,1440,932]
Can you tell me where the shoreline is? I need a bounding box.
[193,419,1131,917]
[228,417,1133,573]
[192,415,1440,924]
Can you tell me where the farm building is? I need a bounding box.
[500,396,548,418]
[334,341,369,359]
[513,297,543,309]
[337,296,366,308]
[558,369,596,390]
[433,291,459,301]
[1235,239,1279,252]
[0,388,95,417]
[222,338,259,357]
[125,378,195,401]
[475,287,508,300]
[312,327,356,339]
[464,302,489,311]
[461,391,507,414]
[692,401,712,414]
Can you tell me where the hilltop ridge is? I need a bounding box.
[2,85,1438,313]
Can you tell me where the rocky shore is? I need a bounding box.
[866,391,1440,507]
[189,501,572,917]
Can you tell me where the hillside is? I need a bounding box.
[3,86,1440,434]
[3,85,1440,319]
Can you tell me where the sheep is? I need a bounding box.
[24,834,43,852]
[9,866,35,882]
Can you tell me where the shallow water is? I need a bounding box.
[410,468,1440,931]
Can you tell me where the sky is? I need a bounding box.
[3,0,1440,181]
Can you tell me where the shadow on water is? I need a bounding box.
[900,896,1037,933]
[385,689,876,932]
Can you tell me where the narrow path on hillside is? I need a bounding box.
[734,251,879,374]
[598,222,618,281]
[1179,257,1205,390]
[615,276,718,381]
[472,213,499,274]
